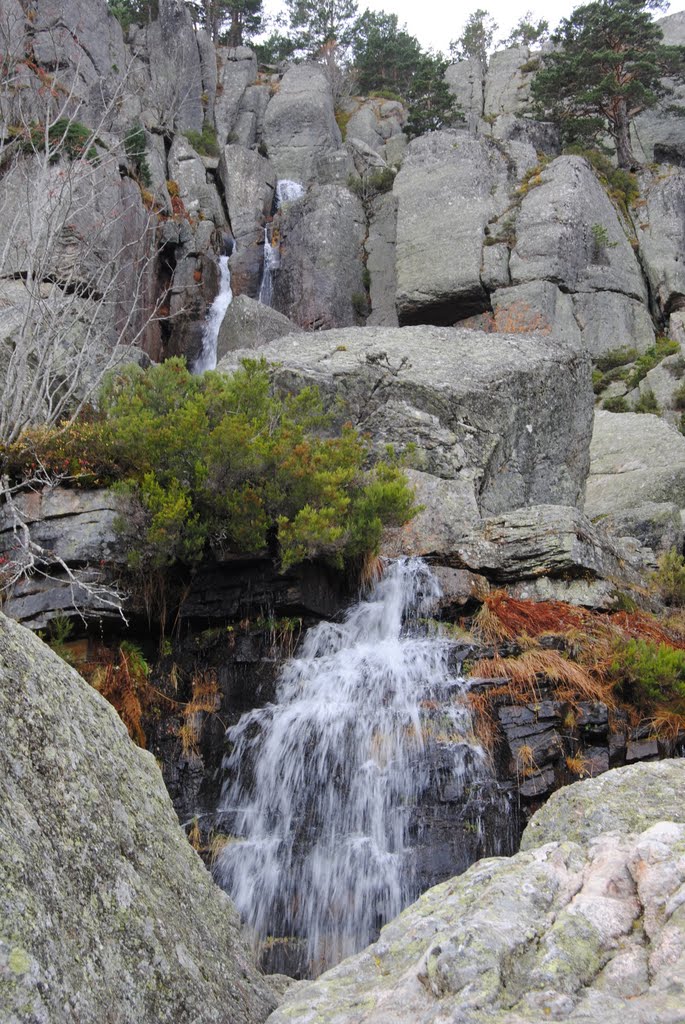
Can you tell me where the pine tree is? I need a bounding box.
[531,0,685,168]
[285,0,358,60]
[450,9,498,66]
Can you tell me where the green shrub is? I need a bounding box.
[607,636,685,714]
[594,347,639,373]
[625,337,680,389]
[97,358,416,572]
[633,388,660,414]
[15,118,102,161]
[602,395,629,413]
[124,122,152,187]
[184,124,220,157]
[651,548,685,606]
[347,167,396,202]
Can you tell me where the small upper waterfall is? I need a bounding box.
[258,179,304,307]
[215,558,508,977]
[193,254,232,373]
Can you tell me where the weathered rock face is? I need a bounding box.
[365,192,399,327]
[521,758,685,849]
[23,0,128,127]
[262,65,342,185]
[216,294,297,357]
[214,46,259,144]
[585,410,685,517]
[344,97,406,159]
[511,156,646,302]
[571,291,655,358]
[394,131,512,324]
[271,185,367,330]
[483,45,535,118]
[266,761,685,1024]
[141,0,206,133]
[634,167,685,317]
[223,325,593,514]
[0,611,276,1024]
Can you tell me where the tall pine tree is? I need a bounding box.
[532,0,685,168]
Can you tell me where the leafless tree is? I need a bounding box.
[0,20,163,445]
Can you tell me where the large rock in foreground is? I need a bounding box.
[221,326,593,516]
[267,761,685,1024]
[0,613,276,1024]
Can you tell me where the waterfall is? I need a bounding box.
[215,558,505,976]
[193,254,232,373]
[258,228,279,306]
[258,179,305,307]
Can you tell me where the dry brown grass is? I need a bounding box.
[566,753,591,778]
[471,649,611,708]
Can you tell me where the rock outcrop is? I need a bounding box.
[0,611,276,1023]
[266,760,685,1024]
[223,324,594,515]
[394,131,511,324]
[585,410,685,517]
[262,65,342,185]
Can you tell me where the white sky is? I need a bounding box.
[262,0,685,57]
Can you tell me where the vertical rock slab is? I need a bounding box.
[483,46,535,118]
[218,144,275,296]
[262,64,342,185]
[0,612,277,1023]
[366,192,399,327]
[445,58,484,128]
[394,131,511,325]
[214,46,258,144]
[634,168,685,316]
[272,184,366,329]
[145,0,205,133]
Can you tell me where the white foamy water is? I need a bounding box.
[193,254,232,373]
[215,559,490,973]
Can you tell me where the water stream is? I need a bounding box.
[193,253,232,373]
[258,179,305,307]
[215,559,510,976]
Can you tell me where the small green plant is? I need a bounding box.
[652,548,685,606]
[607,636,685,714]
[42,615,77,665]
[594,347,639,373]
[351,291,369,318]
[590,222,618,258]
[673,379,685,411]
[633,388,660,414]
[184,124,220,157]
[602,395,629,413]
[347,167,396,203]
[15,118,102,162]
[625,338,680,389]
[124,122,152,187]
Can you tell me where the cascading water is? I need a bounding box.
[193,253,232,373]
[258,179,305,307]
[215,558,511,976]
